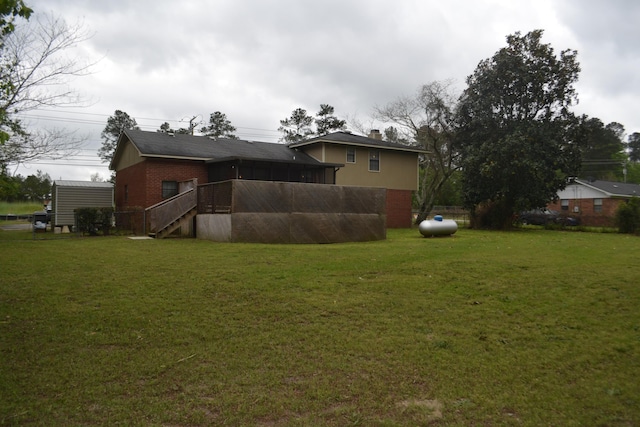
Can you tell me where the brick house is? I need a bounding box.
[548,178,640,227]
[110,129,427,232]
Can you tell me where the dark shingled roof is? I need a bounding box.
[289,131,428,153]
[576,179,640,197]
[113,129,341,169]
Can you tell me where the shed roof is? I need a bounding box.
[111,130,342,170]
[54,180,114,189]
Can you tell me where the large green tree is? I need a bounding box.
[457,29,581,229]
[315,104,346,136]
[0,0,32,36]
[22,169,50,201]
[278,104,346,143]
[200,111,237,139]
[573,117,626,181]
[278,108,314,143]
[0,172,21,201]
[628,132,640,163]
[625,162,640,184]
[98,110,139,164]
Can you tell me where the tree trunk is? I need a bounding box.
[414,173,448,224]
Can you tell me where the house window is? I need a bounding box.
[346,147,356,163]
[369,149,380,172]
[594,198,603,213]
[162,180,178,199]
[124,185,129,203]
[561,199,569,211]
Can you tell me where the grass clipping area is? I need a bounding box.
[1,229,639,426]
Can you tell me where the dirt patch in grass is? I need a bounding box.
[397,398,443,421]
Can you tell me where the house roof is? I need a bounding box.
[575,178,640,198]
[288,131,429,154]
[110,129,342,170]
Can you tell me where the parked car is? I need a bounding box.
[518,209,579,226]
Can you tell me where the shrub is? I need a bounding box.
[615,197,640,234]
[75,207,114,236]
[469,200,514,230]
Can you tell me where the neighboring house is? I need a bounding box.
[110,129,427,230]
[548,178,640,226]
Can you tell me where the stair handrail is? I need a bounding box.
[145,188,197,235]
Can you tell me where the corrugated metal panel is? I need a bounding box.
[52,182,114,226]
[54,180,114,189]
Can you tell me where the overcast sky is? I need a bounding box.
[13,0,640,181]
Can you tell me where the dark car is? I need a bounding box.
[518,209,579,226]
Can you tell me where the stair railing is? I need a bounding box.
[145,188,197,236]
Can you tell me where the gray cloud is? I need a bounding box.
[17,0,640,181]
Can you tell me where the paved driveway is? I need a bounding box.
[0,223,32,231]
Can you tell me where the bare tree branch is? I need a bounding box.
[0,127,85,166]
[374,80,462,223]
[0,12,97,167]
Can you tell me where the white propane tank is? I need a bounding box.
[418,215,458,237]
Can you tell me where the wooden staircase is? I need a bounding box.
[148,207,197,239]
[145,186,197,238]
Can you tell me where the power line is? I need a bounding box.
[18,109,282,135]
[21,162,108,167]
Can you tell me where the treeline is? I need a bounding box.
[0,170,51,202]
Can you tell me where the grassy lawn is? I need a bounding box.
[0,201,44,215]
[1,228,639,426]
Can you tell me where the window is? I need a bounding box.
[594,198,603,213]
[346,147,356,163]
[162,180,178,199]
[369,149,380,172]
[124,185,129,203]
[561,199,569,211]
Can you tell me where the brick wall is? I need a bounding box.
[115,159,208,210]
[144,159,208,207]
[548,197,624,227]
[114,162,147,210]
[386,189,412,228]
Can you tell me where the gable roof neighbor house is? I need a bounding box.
[549,178,640,226]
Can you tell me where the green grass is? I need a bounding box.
[0,201,44,215]
[1,229,639,426]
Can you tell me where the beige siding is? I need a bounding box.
[320,143,419,191]
[52,184,114,226]
[301,145,324,162]
[114,141,144,171]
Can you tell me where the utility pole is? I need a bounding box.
[189,116,198,135]
[180,115,201,135]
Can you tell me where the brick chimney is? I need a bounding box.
[368,129,382,140]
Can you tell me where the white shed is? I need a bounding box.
[51,180,114,227]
